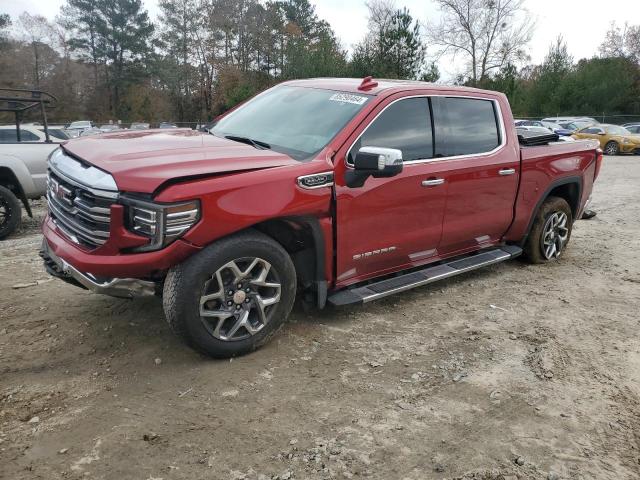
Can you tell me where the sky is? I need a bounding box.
[2,0,639,79]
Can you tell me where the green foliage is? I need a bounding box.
[351,4,430,80]
[491,37,640,117]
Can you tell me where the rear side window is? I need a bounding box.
[0,129,40,142]
[350,97,433,162]
[40,128,69,140]
[432,97,500,157]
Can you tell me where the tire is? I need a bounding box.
[0,186,21,240]
[163,229,296,358]
[523,196,573,264]
[604,141,619,156]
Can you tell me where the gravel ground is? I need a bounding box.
[1,156,639,480]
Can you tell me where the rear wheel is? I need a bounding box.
[0,186,21,240]
[523,196,573,264]
[163,230,296,358]
[604,141,619,156]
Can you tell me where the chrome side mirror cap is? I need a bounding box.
[345,146,403,188]
[357,146,403,170]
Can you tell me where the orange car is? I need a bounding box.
[572,124,640,155]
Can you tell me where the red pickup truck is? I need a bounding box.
[41,78,602,358]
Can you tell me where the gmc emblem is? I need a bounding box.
[50,178,74,207]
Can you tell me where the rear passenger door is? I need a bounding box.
[431,96,520,255]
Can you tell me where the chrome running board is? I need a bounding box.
[328,245,522,306]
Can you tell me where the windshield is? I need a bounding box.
[211,86,372,160]
[606,125,630,135]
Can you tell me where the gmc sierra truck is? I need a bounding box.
[40,78,602,358]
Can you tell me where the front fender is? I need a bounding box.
[0,154,38,197]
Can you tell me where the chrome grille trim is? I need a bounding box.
[49,163,118,200]
[47,171,115,249]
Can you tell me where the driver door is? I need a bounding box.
[333,96,448,287]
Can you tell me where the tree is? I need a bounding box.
[351,1,427,80]
[17,13,55,88]
[520,36,573,115]
[157,0,203,121]
[429,0,534,86]
[60,0,103,87]
[380,8,425,78]
[0,14,11,47]
[60,0,155,117]
[599,22,640,63]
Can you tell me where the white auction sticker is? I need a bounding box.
[329,93,368,105]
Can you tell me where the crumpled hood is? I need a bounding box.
[62,129,300,193]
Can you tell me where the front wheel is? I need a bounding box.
[0,186,21,240]
[604,141,619,156]
[163,230,296,358]
[523,196,573,264]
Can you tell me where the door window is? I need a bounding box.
[0,129,40,142]
[432,97,501,157]
[349,97,433,163]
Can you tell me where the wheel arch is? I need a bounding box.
[0,166,32,217]
[251,216,328,309]
[520,176,582,246]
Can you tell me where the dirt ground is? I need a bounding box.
[1,156,640,480]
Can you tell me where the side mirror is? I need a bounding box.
[345,146,403,188]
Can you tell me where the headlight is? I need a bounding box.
[121,196,200,252]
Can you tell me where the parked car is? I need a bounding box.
[515,120,573,136]
[129,122,150,130]
[40,77,602,358]
[516,126,575,142]
[572,124,640,155]
[622,123,640,134]
[80,127,103,137]
[159,122,178,129]
[516,125,552,134]
[543,116,599,125]
[0,89,61,239]
[65,120,94,138]
[99,124,121,132]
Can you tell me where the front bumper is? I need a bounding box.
[620,143,640,154]
[42,215,201,278]
[40,239,157,298]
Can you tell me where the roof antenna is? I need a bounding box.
[358,76,378,91]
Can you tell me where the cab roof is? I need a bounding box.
[282,77,496,97]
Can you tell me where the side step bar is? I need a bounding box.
[328,245,522,306]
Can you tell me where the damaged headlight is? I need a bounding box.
[121,196,201,252]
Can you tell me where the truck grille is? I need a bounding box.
[47,171,114,249]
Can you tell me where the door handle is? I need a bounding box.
[499,168,516,176]
[421,178,445,187]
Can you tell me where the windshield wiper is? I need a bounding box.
[224,135,271,150]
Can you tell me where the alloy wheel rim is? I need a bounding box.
[199,257,281,342]
[541,211,569,260]
[605,143,616,155]
[0,197,10,228]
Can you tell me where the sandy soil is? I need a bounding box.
[1,156,639,480]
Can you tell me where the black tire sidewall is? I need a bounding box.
[163,230,296,358]
[524,196,573,264]
[0,186,21,240]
